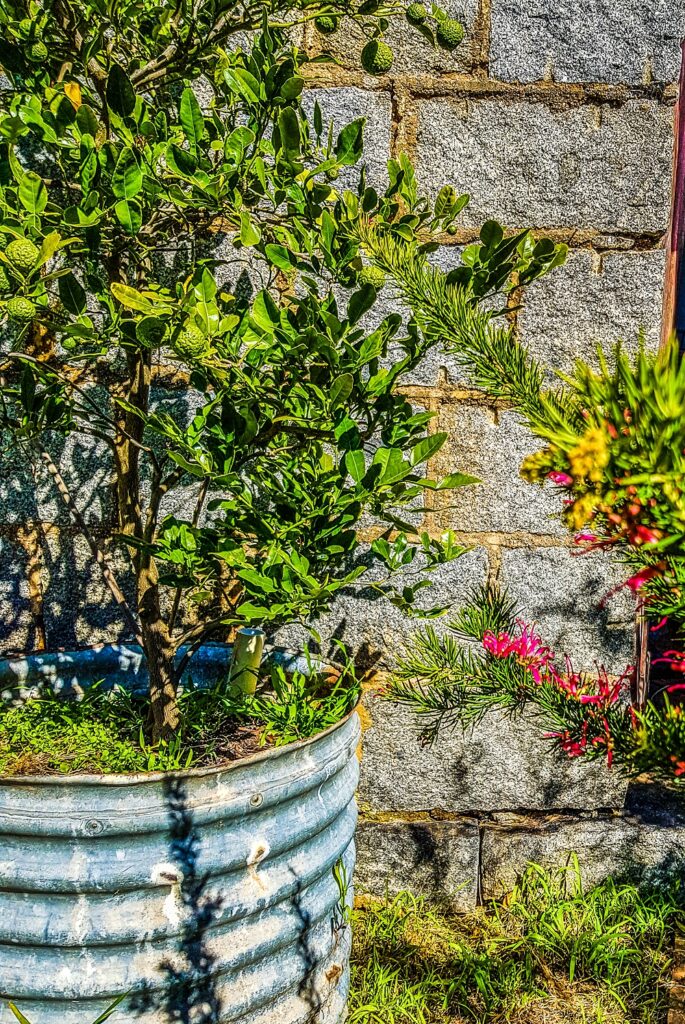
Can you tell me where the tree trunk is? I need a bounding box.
[138,563,179,743]
[144,623,180,743]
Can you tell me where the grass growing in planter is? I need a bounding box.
[0,662,358,775]
[349,863,683,1024]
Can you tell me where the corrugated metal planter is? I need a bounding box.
[0,645,360,1024]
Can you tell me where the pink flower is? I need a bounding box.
[652,650,685,673]
[574,531,598,544]
[630,525,660,546]
[548,471,574,486]
[483,621,554,683]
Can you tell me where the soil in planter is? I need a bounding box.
[0,663,359,776]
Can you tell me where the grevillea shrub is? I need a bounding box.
[357,220,685,779]
[389,585,685,783]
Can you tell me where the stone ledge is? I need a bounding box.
[355,817,480,910]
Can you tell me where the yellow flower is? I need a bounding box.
[520,449,553,484]
[568,428,610,483]
[564,492,598,530]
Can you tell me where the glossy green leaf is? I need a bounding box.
[345,449,366,483]
[76,104,99,137]
[106,64,136,118]
[330,373,354,406]
[111,283,155,313]
[265,244,297,272]
[277,107,300,158]
[180,87,205,155]
[410,432,447,467]
[240,211,261,246]
[112,148,142,200]
[18,171,47,213]
[347,284,376,326]
[114,198,142,234]
[58,271,87,314]
[335,118,364,166]
[251,289,280,330]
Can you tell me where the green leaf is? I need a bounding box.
[37,231,68,266]
[251,290,280,330]
[313,101,323,138]
[58,271,87,314]
[18,171,47,213]
[111,282,155,313]
[410,432,447,467]
[79,141,99,194]
[344,449,365,483]
[8,1003,32,1024]
[237,568,277,593]
[330,373,354,406]
[437,472,480,489]
[237,601,270,620]
[114,198,142,234]
[265,244,297,272]
[239,211,261,246]
[111,148,142,201]
[225,68,261,104]
[374,447,409,485]
[480,219,504,250]
[280,76,304,100]
[277,107,301,158]
[106,64,136,118]
[335,119,364,166]
[334,415,361,451]
[348,284,376,326]
[90,993,129,1024]
[166,143,196,178]
[180,87,205,155]
[76,104,99,137]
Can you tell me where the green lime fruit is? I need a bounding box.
[6,296,36,321]
[29,40,48,61]
[315,15,338,33]
[0,266,10,292]
[5,238,40,273]
[436,17,465,50]
[173,323,212,361]
[406,3,427,24]
[358,265,386,290]
[360,39,394,75]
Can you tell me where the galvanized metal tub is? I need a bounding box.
[0,645,360,1024]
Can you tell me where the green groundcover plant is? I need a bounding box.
[357,221,685,782]
[350,861,683,1024]
[0,0,563,755]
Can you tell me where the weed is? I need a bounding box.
[349,862,683,1024]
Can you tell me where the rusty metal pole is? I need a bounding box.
[635,40,685,707]
[661,39,685,350]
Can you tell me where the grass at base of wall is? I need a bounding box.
[349,861,684,1024]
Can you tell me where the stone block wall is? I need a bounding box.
[2,2,685,898]
[306,1,685,901]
